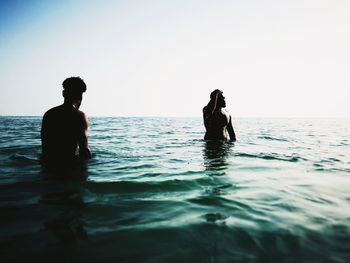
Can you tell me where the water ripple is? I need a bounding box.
[1,117,350,262]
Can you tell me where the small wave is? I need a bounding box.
[111,163,156,171]
[313,166,350,173]
[9,154,39,164]
[235,152,305,162]
[319,157,341,163]
[313,156,349,173]
[0,145,40,154]
[169,158,187,163]
[85,179,200,194]
[258,135,289,142]
[304,195,334,205]
[205,183,233,195]
[204,213,227,222]
[188,195,251,211]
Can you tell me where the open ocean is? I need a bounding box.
[0,116,349,262]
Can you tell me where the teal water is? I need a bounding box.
[0,116,350,262]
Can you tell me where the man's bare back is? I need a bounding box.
[41,105,89,161]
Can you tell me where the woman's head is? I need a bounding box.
[210,89,226,108]
[210,89,222,99]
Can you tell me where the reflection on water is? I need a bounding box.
[40,160,88,181]
[202,141,233,174]
[39,181,87,261]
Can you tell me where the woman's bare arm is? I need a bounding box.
[227,116,236,142]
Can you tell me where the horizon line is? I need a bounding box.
[1,115,350,119]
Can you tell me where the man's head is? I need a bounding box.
[62,77,86,108]
[210,89,226,108]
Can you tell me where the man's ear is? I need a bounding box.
[62,90,66,98]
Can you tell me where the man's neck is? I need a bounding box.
[63,101,79,109]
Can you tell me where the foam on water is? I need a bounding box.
[0,116,350,262]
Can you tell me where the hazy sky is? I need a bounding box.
[1,0,349,117]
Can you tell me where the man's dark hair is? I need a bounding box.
[63,77,86,93]
[62,77,86,99]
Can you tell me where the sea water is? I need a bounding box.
[0,116,349,262]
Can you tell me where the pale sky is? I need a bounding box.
[0,0,349,117]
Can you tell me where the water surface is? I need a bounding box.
[0,117,349,262]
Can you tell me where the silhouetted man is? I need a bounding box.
[203,89,236,141]
[41,77,92,170]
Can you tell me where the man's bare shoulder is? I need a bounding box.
[43,105,64,118]
[76,110,87,119]
[76,110,88,128]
